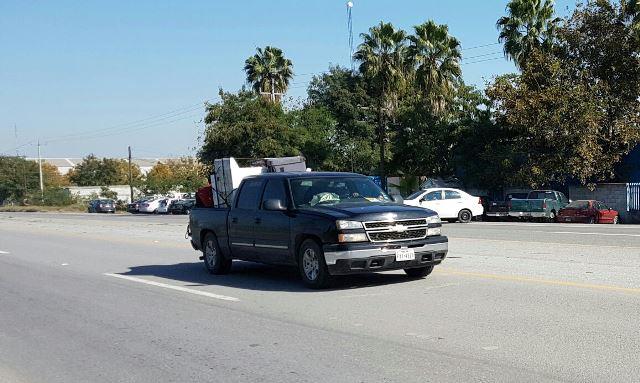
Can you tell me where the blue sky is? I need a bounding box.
[0,0,575,159]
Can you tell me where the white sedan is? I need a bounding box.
[403,188,484,223]
[138,198,163,214]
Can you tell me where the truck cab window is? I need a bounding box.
[236,179,263,209]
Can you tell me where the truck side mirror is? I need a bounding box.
[263,199,287,211]
[391,194,404,204]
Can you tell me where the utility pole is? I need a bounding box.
[128,146,134,202]
[37,140,44,201]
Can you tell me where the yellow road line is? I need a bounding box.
[447,236,640,250]
[439,268,640,294]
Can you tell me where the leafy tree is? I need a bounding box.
[199,90,300,165]
[406,20,462,114]
[244,46,293,102]
[307,67,379,174]
[144,158,207,194]
[68,154,142,186]
[354,22,408,188]
[144,163,174,194]
[99,186,118,200]
[497,0,561,70]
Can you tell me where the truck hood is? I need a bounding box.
[302,202,437,221]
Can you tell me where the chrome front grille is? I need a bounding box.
[363,218,430,242]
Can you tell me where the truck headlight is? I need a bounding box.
[336,220,363,230]
[426,215,441,224]
[427,227,441,236]
[338,233,368,243]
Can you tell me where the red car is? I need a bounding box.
[558,200,619,224]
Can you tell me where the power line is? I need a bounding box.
[462,56,505,65]
[462,51,504,61]
[42,102,208,143]
[461,42,501,51]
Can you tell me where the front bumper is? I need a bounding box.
[323,236,448,275]
[486,212,508,217]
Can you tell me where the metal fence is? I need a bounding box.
[628,183,640,211]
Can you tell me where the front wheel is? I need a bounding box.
[613,215,619,224]
[404,265,434,278]
[298,239,331,289]
[202,233,232,274]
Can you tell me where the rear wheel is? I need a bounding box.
[458,209,472,223]
[298,239,331,289]
[404,265,434,278]
[588,216,596,224]
[202,233,232,274]
[548,210,557,223]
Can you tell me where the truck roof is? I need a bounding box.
[243,171,366,180]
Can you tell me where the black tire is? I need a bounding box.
[404,265,434,278]
[588,216,596,224]
[298,239,331,289]
[202,232,232,275]
[548,210,557,223]
[458,209,472,223]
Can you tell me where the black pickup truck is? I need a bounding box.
[189,172,448,288]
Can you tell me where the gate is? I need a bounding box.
[628,183,640,211]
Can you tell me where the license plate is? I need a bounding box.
[395,248,415,262]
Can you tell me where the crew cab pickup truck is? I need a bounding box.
[189,172,448,288]
[508,190,569,222]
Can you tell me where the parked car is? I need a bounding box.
[156,199,172,214]
[558,200,619,224]
[403,188,484,223]
[508,190,569,222]
[485,192,529,221]
[189,172,448,288]
[169,199,195,215]
[88,199,115,213]
[127,198,149,213]
[138,198,163,214]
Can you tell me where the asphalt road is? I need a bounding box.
[1,212,639,382]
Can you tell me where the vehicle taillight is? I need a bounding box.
[478,197,483,205]
[543,202,547,209]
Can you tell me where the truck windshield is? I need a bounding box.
[290,177,391,208]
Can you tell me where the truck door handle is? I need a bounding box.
[254,218,262,224]
[231,217,238,224]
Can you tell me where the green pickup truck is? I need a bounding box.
[508,190,569,222]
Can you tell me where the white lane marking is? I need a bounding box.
[103,273,239,302]
[61,263,69,266]
[549,231,640,238]
[0,250,9,254]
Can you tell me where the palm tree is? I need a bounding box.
[244,46,293,102]
[353,22,407,190]
[497,0,561,70]
[407,20,462,115]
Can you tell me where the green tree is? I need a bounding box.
[406,20,462,114]
[244,46,293,102]
[0,156,71,204]
[354,22,408,187]
[68,155,141,186]
[307,66,379,174]
[497,0,561,70]
[199,90,300,165]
